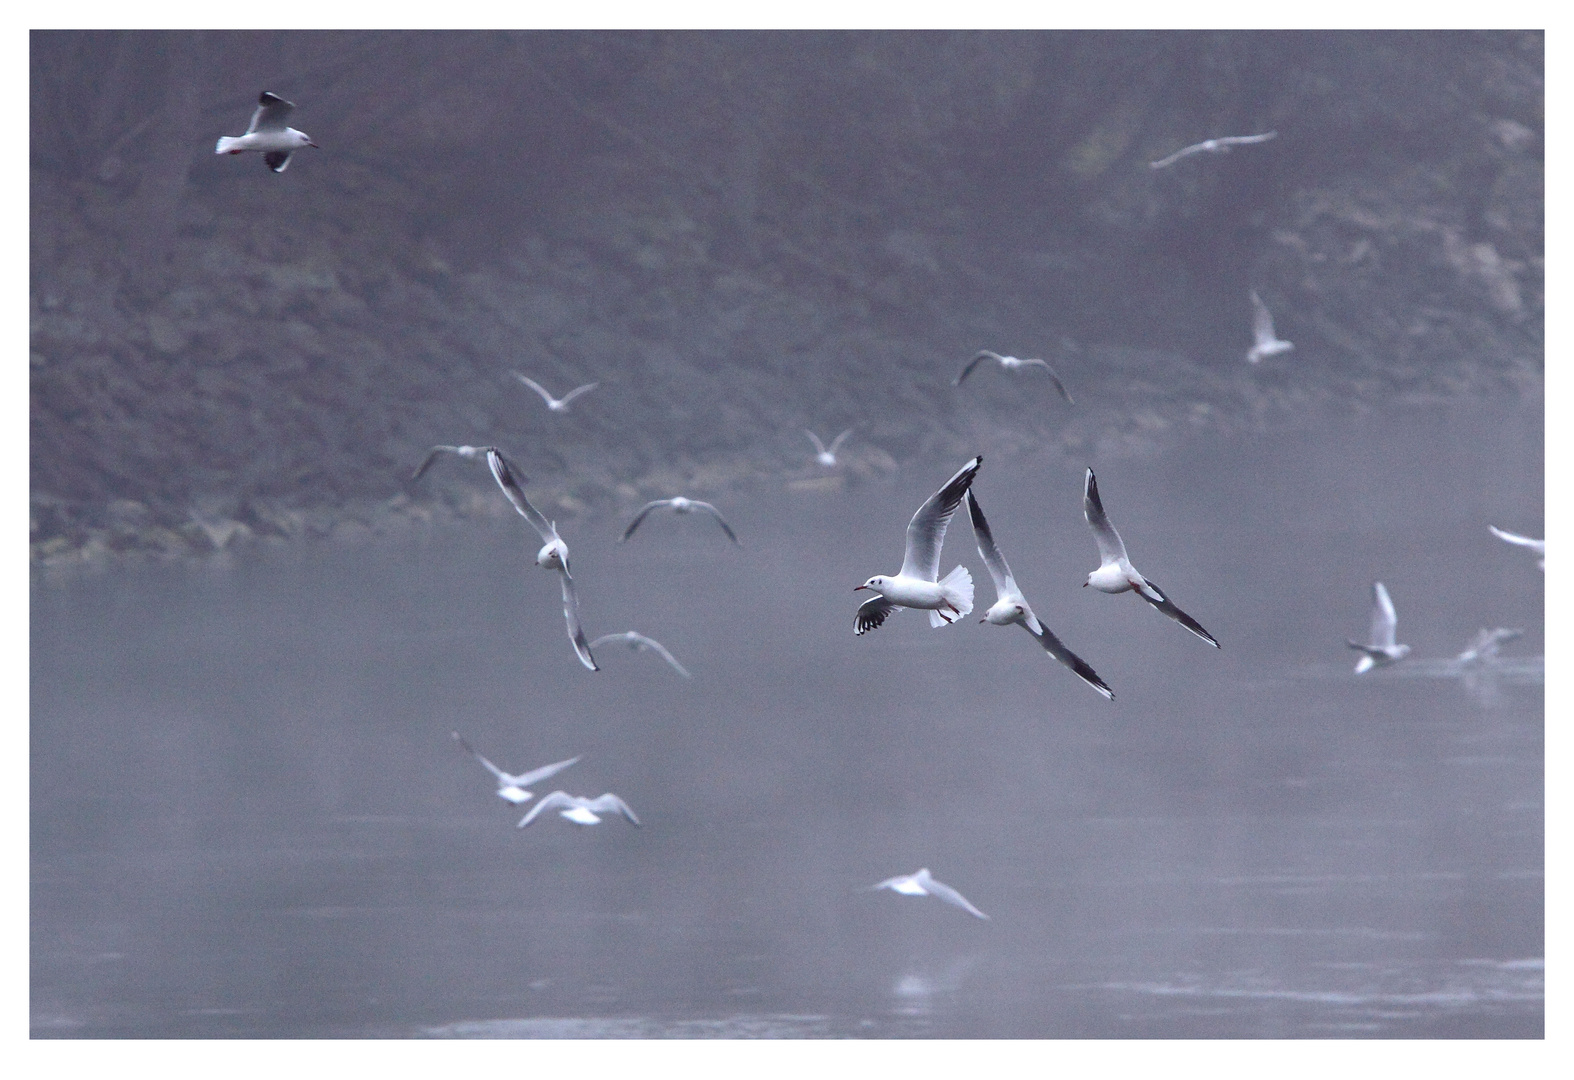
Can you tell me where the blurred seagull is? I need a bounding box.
[621,497,740,546]
[451,732,581,805]
[805,427,855,467]
[1246,291,1295,364]
[411,444,488,481]
[1346,581,1411,674]
[215,91,318,173]
[953,350,1073,404]
[1489,525,1545,570]
[1454,627,1524,666]
[512,373,599,413]
[517,791,641,829]
[1082,468,1220,647]
[855,456,980,635]
[485,448,598,671]
[866,868,989,920]
[1149,131,1277,169]
[588,631,691,678]
[966,491,1114,700]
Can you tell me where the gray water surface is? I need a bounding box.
[31,403,1543,1038]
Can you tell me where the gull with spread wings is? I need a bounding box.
[953,350,1073,404]
[1149,131,1276,169]
[621,497,740,546]
[805,428,855,467]
[588,631,692,678]
[1246,291,1294,364]
[866,868,989,920]
[854,456,980,635]
[517,791,642,829]
[1346,581,1411,674]
[451,732,581,805]
[215,91,319,173]
[511,373,600,413]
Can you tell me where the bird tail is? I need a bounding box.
[215,135,244,154]
[929,565,974,627]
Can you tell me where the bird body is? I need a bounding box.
[517,791,641,829]
[855,456,982,635]
[512,373,599,413]
[621,497,740,545]
[451,732,580,805]
[1247,291,1294,364]
[954,351,1073,404]
[215,91,318,172]
[1149,131,1277,169]
[1347,581,1411,674]
[867,868,989,920]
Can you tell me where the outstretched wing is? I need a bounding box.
[1369,582,1398,649]
[638,635,691,678]
[1250,290,1277,345]
[965,490,1017,602]
[923,874,990,920]
[560,571,599,671]
[1137,577,1221,648]
[1488,525,1544,552]
[1020,358,1074,404]
[1082,468,1130,567]
[248,91,294,133]
[1148,141,1207,169]
[621,501,667,542]
[953,351,997,387]
[513,754,583,788]
[512,373,556,406]
[485,448,554,542]
[1022,622,1115,700]
[900,456,983,581]
[452,731,507,781]
[854,594,897,636]
[586,793,641,826]
[411,446,453,481]
[804,430,828,455]
[1218,131,1277,147]
[828,428,855,454]
[558,382,600,407]
[692,501,741,546]
[517,791,575,828]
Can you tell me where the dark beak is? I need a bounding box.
[308,141,320,148]
[853,585,868,592]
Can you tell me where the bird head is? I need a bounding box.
[856,576,887,593]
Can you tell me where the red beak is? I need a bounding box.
[853,584,868,592]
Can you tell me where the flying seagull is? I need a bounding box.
[1149,131,1277,170]
[1246,291,1295,364]
[451,732,581,805]
[953,350,1073,404]
[587,631,692,678]
[854,456,980,635]
[805,428,855,467]
[215,91,319,173]
[485,448,598,671]
[1489,525,1544,570]
[1454,627,1524,666]
[621,497,740,546]
[517,791,642,829]
[1346,581,1411,674]
[1082,468,1220,647]
[966,490,1114,700]
[410,444,488,481]
[512,373,599,414]
[866,868,989,920]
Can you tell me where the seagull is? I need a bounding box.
[517,791,641,829]
[1346,581,1411,674]
[1454,627,1524,666]
[805,428,855,467]
[966,491,1114,700]
[511,373,599,413]
[1082,468,1220,647]
[587,631,692,678]
[411,444,488,481]
[953,351,1073,404]
[1489,525,1545,570]
[1246,291,1295,364]
[485,448,598,671]
[1148,131,1277,170]
[865,868,989,920]
[214,91,319,173]
[854,456,980,635]
[621,497,740,546]
[451,732,581,805]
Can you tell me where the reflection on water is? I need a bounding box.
[31,405,1541,1038]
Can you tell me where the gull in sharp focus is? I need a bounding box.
[805,428,855,467]
[1149,131,1277,169]
[1489,525,1545,570]
[1454,627,1524,667]
[1082,468,1220,647]
[967,490,1114,700]
[953,351,1073,404]
[621,497,740,546]
[866,868,989,920]
[215,91,319,173]
[485,448,598,671]
[1346,581,1411,674]
[512,373,599,414]
[854,456,980,635]
[411,444,488,481]
[588,631,692,678]
[1246,291,1295,364]
[451,732,581,805]
[517,791,641,829]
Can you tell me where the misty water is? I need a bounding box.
[31,400,1542,1039]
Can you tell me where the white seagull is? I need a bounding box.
[451,732,581,805]
[1246,291,1295,364]
[511,373,599,414]
[587,631,692,678]
[621,497,740,546]
[411,444,488,481]
[1149,131,1277,170]
[1082,468,1220,647]
[953,350,1073,404]
[1346,581,1411,674]
[1454,627,1524,666]
[215,91,319,173]
[854,456,980,635]
[485,448,598,671]
[866,868,989,920]
[517,791,641,829]
[805,428,855,467]
[966,491,1114,700]
[1489,525,1545,570]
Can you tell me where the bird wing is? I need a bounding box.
[586,794,641,826]
[559,382,600,406]
[900,456,983,581]
[854,594,898,636]
[513,755,583,788]
[411,446,455,481]
[692,501,741,545]
[1489,525,1545,552]
[953,351,996,386]
[517,791,575,828]
[560,571,599,671]
[587,633,629,649]
[1370,582,1398,649]
[1148,141,1207,169]
[248,91,294,133]
[1250,291,1277,345]
[264,151,293,173]
[867,874,910,892]
[621,501,668,542]
[512,373,557,406]
[828,428,855,454]
[1219,131,1277,146]
[804,430,828,455]
[640,636,691,678]
[922,874,990,920]
[965,491,1018,602]
[1020,358,1074,404]
[1021,622,1115,700]
[1137,577,1221,648]
[452,732,508,782]
[484,448,554,541]
[1082,468,1130,567]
